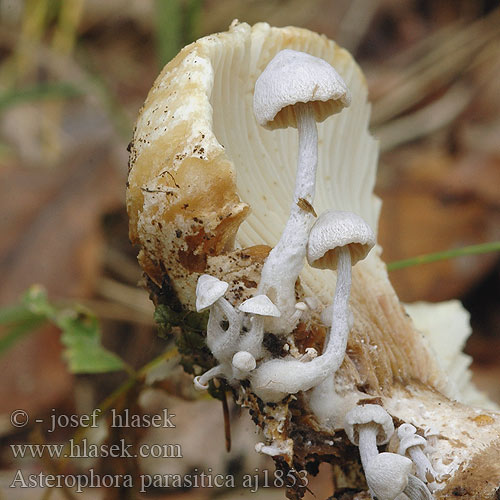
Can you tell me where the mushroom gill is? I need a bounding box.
[127,21,500,499]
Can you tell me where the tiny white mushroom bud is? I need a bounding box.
[232,351,256,373]
[299,347,318,362]
[254,441,288,457]
[193,365,224,391]
[193,376,209,391]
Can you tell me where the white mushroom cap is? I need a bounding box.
[232,351,257,372]
[397,422,417,438]
[345,404,395,446]
[253,49,351,130]
[398,433,427,456]
[307,210,375,270]
[195,274,229,312]
[364,452,412,500]
[238,294,281,317]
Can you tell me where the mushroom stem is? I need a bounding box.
[324,246,351,360]
[239,316,265,357]
[295,102,319,203]
[206,299,241,362]
[408,447,436,484]
[194,364,224,390]
[258,102,318,333]
[217,297,240,326]
[358,423,380,469]
[250,246,353,401]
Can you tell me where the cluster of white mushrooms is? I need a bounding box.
[193,49,436,499]
[345,404,435,499]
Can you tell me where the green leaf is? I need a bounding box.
[22,285,125,374]
[57,310,125,374]
[387,241,500,271]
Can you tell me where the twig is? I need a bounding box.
[103,247,142,285]
[371,8,500,125]
[96,277,154,317]
[337,0,380,54]
[374,82,472,152]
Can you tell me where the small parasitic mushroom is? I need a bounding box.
[194,274,241,389]
[237,294,280,358]
[195,274,240,362]
[253,49,351,333]
[298,347,318,362]
[249,210,374,402]
[193,365,224,391]
[345,404,417,500]
[344,404,395,469]
[398,423,437,484]
[307,210,375,370]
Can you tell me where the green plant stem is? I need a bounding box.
[99,345,179,413]
[0,316,46,354]
[387,242,500,271]
[155,0,183,67]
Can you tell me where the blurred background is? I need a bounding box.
[0,0,499,498]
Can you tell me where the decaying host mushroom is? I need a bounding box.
[127,21,500,499]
